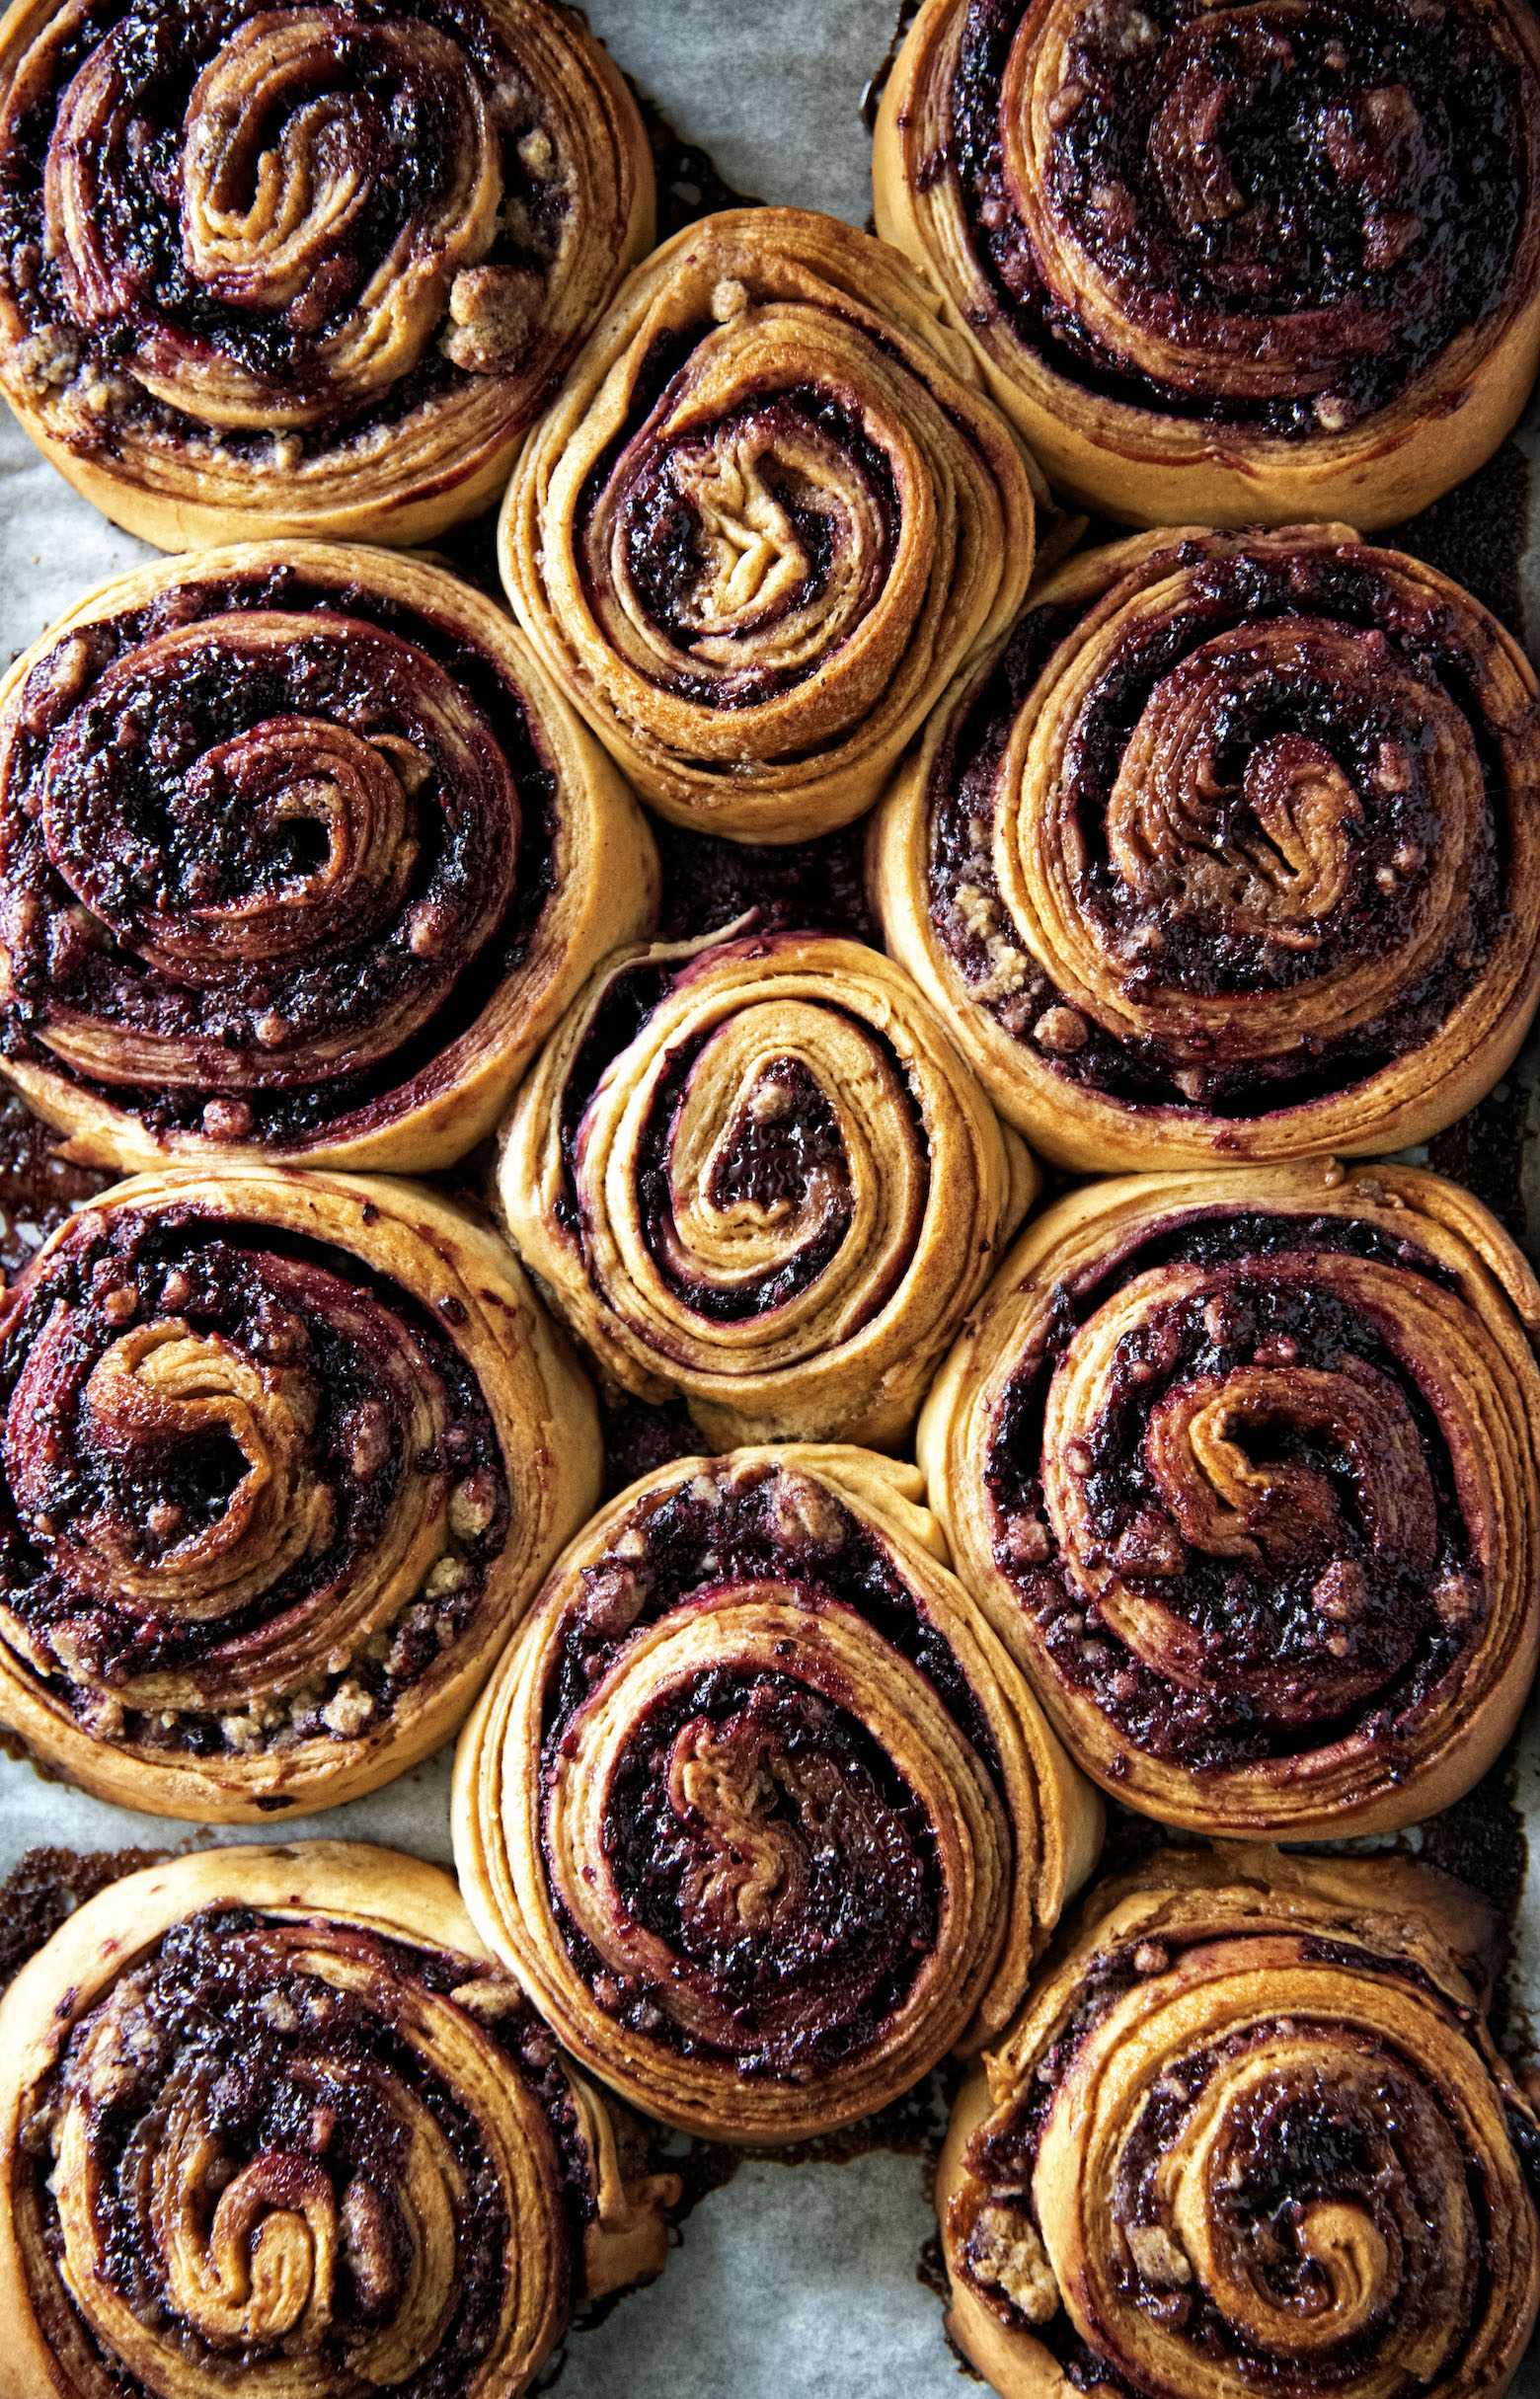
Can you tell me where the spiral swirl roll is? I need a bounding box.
[0,1166,600,1819]
[498,929,1036,1448]
[0,0,654,548]
[937,1848,1540,2399]
[874,526,1540,1172]
[500,207,1039,841]
[453,1444,1101,2140]
[874,0,1540,527]
[0,543,657,1174]
[0,1845,678,2399]
[920,1158,1540,1837]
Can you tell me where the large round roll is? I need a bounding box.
[937,1847,1540,2399]
[497,927,1037,1448]
[0,1844,678,2399]
[499,206,1039,841]
[453,1443,1102,2141]
[0,543,657,1175]
[874,526,1540,1171]
[874,0,1540,528]
[0,0,654,549]
[919,1158,1540,1837]
[0,1166,600,1819]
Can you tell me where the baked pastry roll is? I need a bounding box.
[873,0,1540,528]
[453,1443,1102,2140]
[937,1846,1540,2399]
[919,1158,1540,1837]
[873,526,1540,1171]
[497,927,1037,1447]
[500,206,1039,841]
[0,1088,110,1277]
[0,1165,599,1819]
[0,1844,677,2399]
[0,543,656,1175]
[0,0,654,548]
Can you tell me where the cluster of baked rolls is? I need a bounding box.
[0,0,1538,2391]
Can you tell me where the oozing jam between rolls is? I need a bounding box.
[0,556,554,1148]
[0,1202,507,1761]
[950,0,1533,435]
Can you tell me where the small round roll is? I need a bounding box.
[0,1166,600,1819]
[919,1158,1540,1837]
[0,0,654,548]
[873,525,1540,1171]
[0,1844,678,2399]
[874,0,1540,528]
[497,927,1037,1448]
[453,1443,1102,2142]
[937,1847,1540,2399]
[0,543,657,1175]
[500,205,1039,841]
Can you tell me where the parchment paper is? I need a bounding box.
[1,3,1538,2389]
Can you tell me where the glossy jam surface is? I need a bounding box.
[606,1669,936,2066]
[652,818,878,943]
[0,1091,111,1275]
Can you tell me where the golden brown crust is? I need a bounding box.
[0,1843,677,2399]
[873,0,1540,529]
[496,925,1038,1447]
[918,1158,1540,1837]
[0,0,654,549]
[0,543,658,1176]
[499,206,1039,841]
[938,1848,1540,2399]
[0,1167,601,1819]
[453,1442,1102,2141]
[873,526,1540,1171]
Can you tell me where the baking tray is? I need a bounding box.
[0,3,1537,2391]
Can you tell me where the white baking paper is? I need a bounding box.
[1,2,1538,2389]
